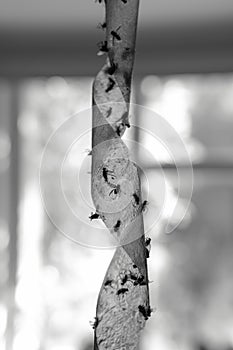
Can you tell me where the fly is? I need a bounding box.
[116,123,124,136]
[97,22,106,30]
[104,279,113,287]
[97,41,108,55]
[121,275,128,285]
[141,200,149,212]
[117,288,128,295]
[113,220,121,232]
[109,184,120,197]
[138,305,149,320]
[107,62,118,75]
[89,317,98,329]
[85,149,92,156]
[133,193,140,205]
[102,167,115,182]
[89,212,100,221]
[105,107,112,118]
[122,112,130,128]
[105,77,115,92]
[111,30,121,41]
[145,237,151,258]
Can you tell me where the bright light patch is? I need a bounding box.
[13,330,40,350]
[46,77,69,99]
[0,304,7,338]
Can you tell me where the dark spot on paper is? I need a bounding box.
[104,279,113,287]
[111,30,121,41]
[114,220,121,232]
[121,275,128,285]
[107,62,118,75]
[105,77,115,92]
[97,40,108,53]
[133,193,140,205]
[142,200,149,212]
[89,212,100,220]
[117,288,128,295]
[106,107,112,118]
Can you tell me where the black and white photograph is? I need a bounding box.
[0,1,233,350]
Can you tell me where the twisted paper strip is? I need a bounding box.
[91,1,150,349]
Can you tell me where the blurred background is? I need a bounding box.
[1,1,233,350]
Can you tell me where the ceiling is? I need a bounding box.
[0,0,233,31]
[0,0,233,77]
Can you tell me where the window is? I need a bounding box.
[1,73,233,350]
